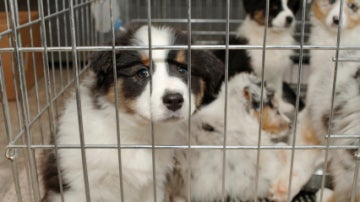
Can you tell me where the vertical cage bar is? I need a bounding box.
[8,0,42,200]
[13,0,38,199]
[146,0,157,201]
[254,0,270,200]
[0,35,24,202]
[62,0,71,84]
[186,0,192,201]
[38,0,66,201]
[26,0,45,145]
[4,0,23,140]
[319,0,345,201]
[109,0,125,200]
[351,149,360,202]
[221,0,230,201]
[54,0,65,95]
[68,0,92,201]
[286,0,307,201]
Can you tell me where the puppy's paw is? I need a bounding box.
[270,177,291,202]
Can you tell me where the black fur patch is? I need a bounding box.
[322,113,330,131]
[282,82,305,111]
[202,123,215,132]
[42,151,70,193]
[42,132,70,198]
[214,36,253,78]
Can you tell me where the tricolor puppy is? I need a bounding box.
[167,73,290,202]
[215,0,303,114]
[42,24,224,202]
[271,0,360,201]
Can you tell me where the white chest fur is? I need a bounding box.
[50,85,182,202]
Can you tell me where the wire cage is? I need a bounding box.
[0,0,359,202]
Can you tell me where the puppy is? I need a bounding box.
[42,24,224,202]
[271,0,360,201]
[167,73,290,202]
[215,0,303,114]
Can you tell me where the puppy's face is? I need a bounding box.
[312,0,360,30]
[91,25,224,123]
[244,0,300,31]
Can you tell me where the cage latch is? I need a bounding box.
[5,147,18,161]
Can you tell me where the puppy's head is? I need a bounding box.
[90,24,224,123]
[228,73,290,138]
[243,0,300,31]
[312,0,360,31]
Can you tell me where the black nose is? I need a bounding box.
[162,93,184,111]
[333,16,339,25]
[286,16,293,24]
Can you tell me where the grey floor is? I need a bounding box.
[1,68,69,202]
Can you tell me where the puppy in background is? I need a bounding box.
[167,73,291,202]
[271,0,360,201]
[215,0,303,114]
[42,24,224,202]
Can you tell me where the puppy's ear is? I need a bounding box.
[90,50,114,94]
[191,50,225,106]
[243,86,252,102]
[243,85,262,110]
[90,24,143,93]
[288,0,301,15]
[242,0,261,14]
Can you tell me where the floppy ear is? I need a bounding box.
[242,0,261,14]
[191,50,225,106]
[243,85,263,110]
[90,23,143,94]
[288,0,301,15]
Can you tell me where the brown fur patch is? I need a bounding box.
[106,80,135,114]
[243,87,251,101]
[312,1,328,24]
[345,2,360,29]
[195,79,206,108]
[142,57,150,66]
[301,119,320,145]
[253,10,266,25]
[254,107,289,135]
[175,50,186,64]
[322,113,330,131]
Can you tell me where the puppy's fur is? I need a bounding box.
[215,0,303,113]
[42,24,224,202]
[271,1,360,201]
[167,73,290,201]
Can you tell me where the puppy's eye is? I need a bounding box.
[136,68,150,79]
[348,2,358,12]
[177,66,187,75]
[329,0,336,4]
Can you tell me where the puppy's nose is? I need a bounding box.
[286,16,293,25]
[333,16,339,25]
[163,93,184,111]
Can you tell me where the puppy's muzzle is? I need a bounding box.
[162,93,184,111]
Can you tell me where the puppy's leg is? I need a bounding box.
[270,112,323,202]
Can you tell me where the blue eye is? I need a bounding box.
[136,69,150,79]
[178,66,187,75]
